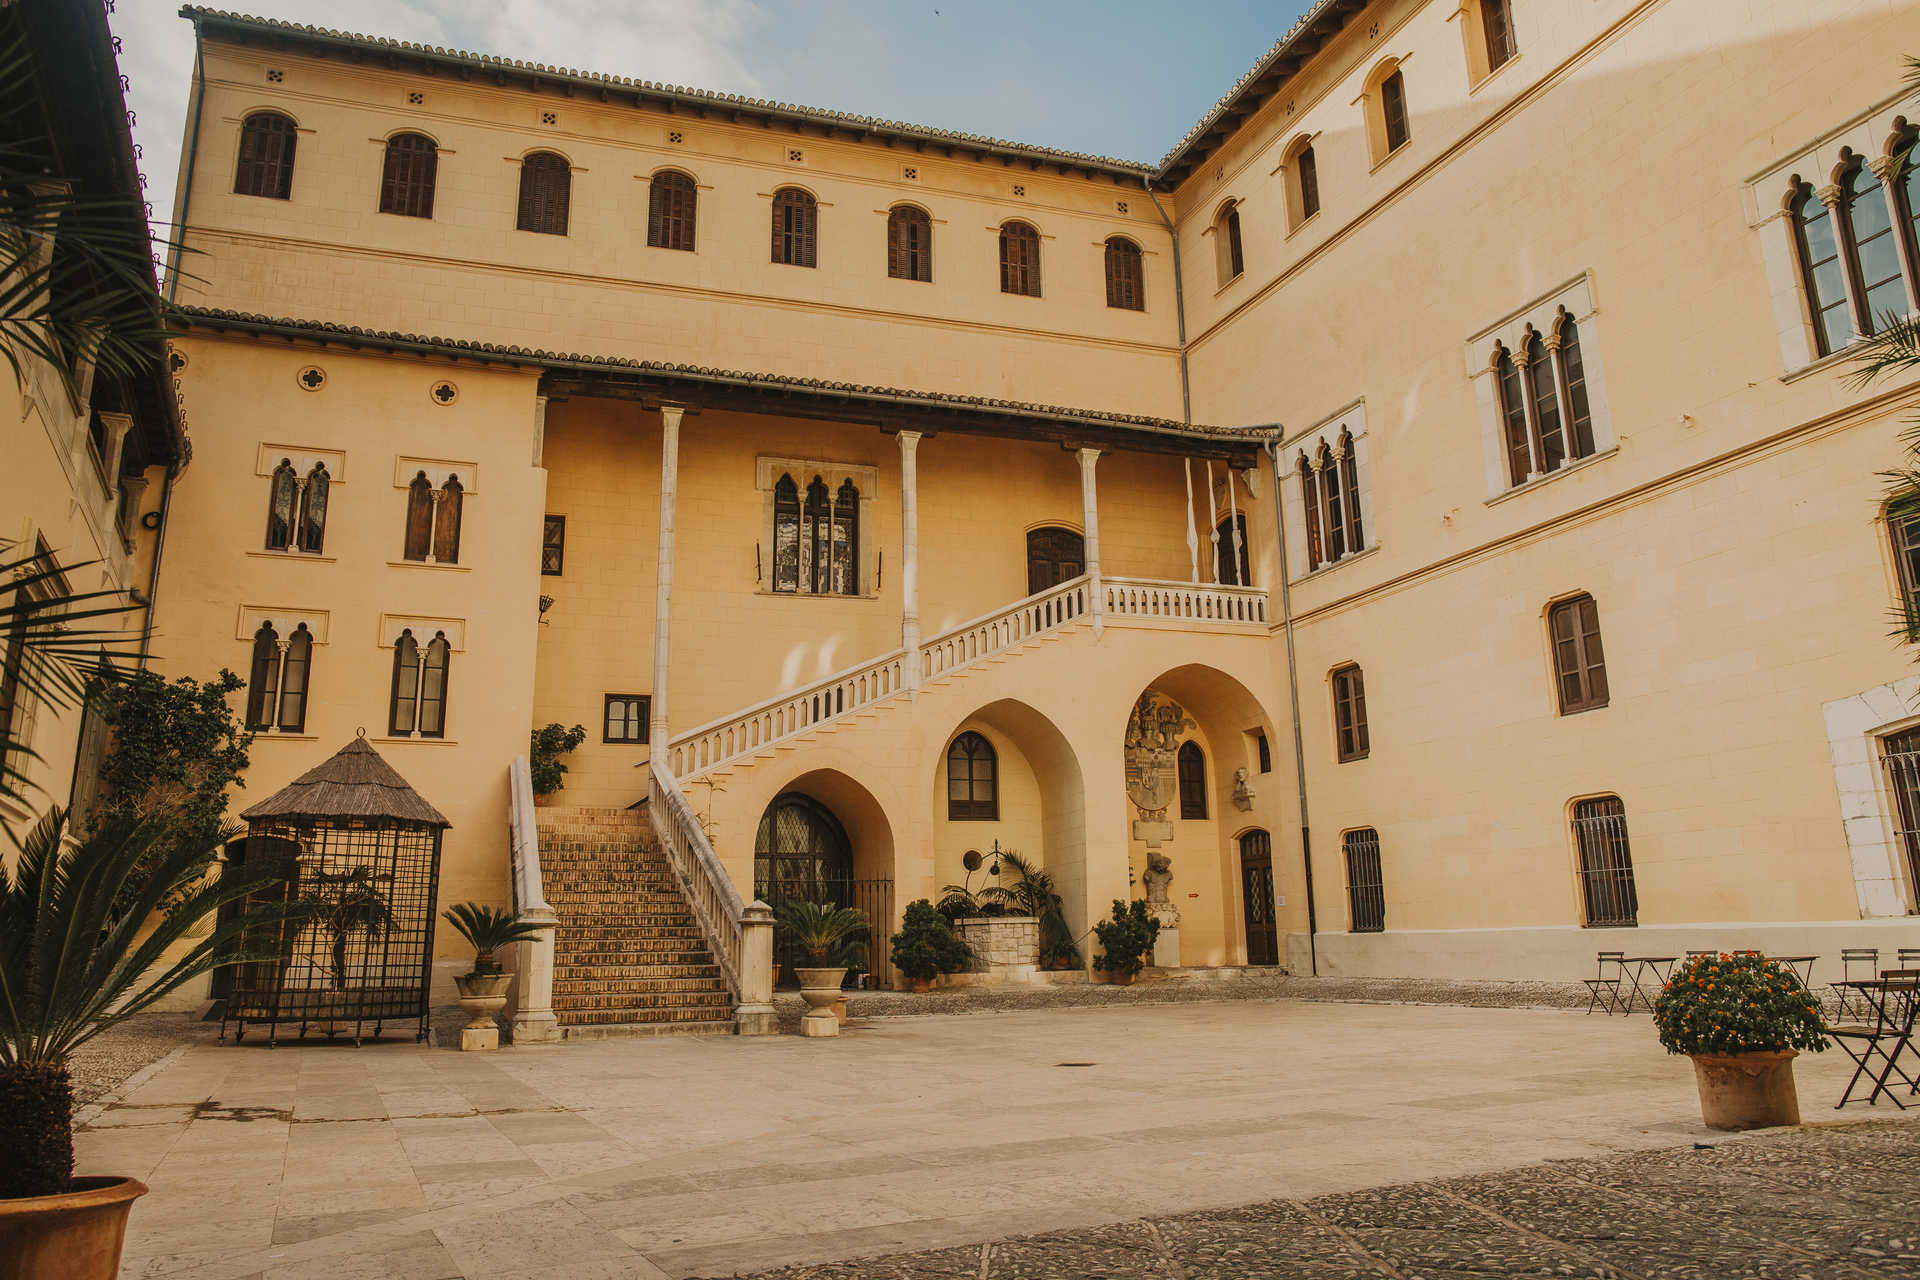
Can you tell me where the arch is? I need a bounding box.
[1839,152,1906,332]
[433,474,464,565]
[403,471,433,561]
[753,768,900,982]
[1363,57,1411,162]
[1281,134,1320,228]
[1790,178,1851,357]
[234,111,296,199]
[1026,525,1085,594]
[1104,235,1144,310]
[999,220,1041,296]
[297,462,329,554]
[1552,310,1597,459]
[887,204,933,281]
[756,791,854,897]
[419,632,451,737]
[245,621,280,729]
[1212,198,1244,285]
[647,168,697,251]
[516,151,571,235]
[1337,429,1363,552]
[772,472,801,592]
[946,731,999,821]
[772,187,818,267]
[378,131,438,218]
[279,624,312,733]
[1493,341,1531,485]
[265,458,298,551]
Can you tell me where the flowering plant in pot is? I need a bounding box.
[776,900,869,1037]
[1652,951,1827,1130]
[889,898,970,993]
[442,903,546,1050]
[1,808,307,1278]
[1092,899,1160,985]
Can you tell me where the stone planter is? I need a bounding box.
[1689,1050,1800,1130]
[796,966,847,1038]
[954,916,1039,983]
[454,971,513,1051]
[0,1176,148,1280]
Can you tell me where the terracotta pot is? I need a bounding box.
[1689,1050,1800,1131]
[908,976,933,994]
[795,966,847,1038]
[0,1176,148,1280]
[1109,970,1135,987]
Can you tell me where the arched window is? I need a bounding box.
[245,621,280,730]
[234,112,296,199]
[804,477,832,594]
[1792,181,1851,357]
[1104,236,1144,310]
[1891,495,1920,639]
[419,634,450,737]
[378,133,438,219]
[754,792,853,905]
[266,459,298,551]
[1214,202,1244,286]
[389,629,451,737]
[1554,315,1597,461]
[831,478,859,595]
[1026,526,1084,595]
[278,625,311,732]
[1380,70,1411,154]
[297,462,329,554]
[772,473,801,592]
[1299,452,1324,571]
[888,206,932,281]
[1571,796,1637,927]
[999,221,1041,296]
[516,152,571,235]
[1318,443,1346,562]
[1331,663,1369,762]
[1494,344,1532,486]
[1338,429,1364,553]
[1215,513,1250,587]
[434,474,463,565]
[946,731,998,821]
[772,188,817,267]
[1177,740,1207,820]
[647,170,697,251]
[403,472,433,562]
[1285,141,1320,228]
[1344,828,1384,932]
[1898,129,1920,285]
[388,630,420,736]
[1842,157,1906,334]
[1522,330,1565,474]
[1482,0,1517,72]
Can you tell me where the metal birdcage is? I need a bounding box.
[221,734,449,1046]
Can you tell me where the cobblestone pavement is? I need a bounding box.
[67,1011,222,1106]
[707,1119,1920,1279]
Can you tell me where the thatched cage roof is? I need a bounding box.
[241,735,451,828]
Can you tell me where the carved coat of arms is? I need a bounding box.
[1124,693,1195,819]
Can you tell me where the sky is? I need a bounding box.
[109,0,1313,231]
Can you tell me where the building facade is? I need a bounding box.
[141,0,1920,1016]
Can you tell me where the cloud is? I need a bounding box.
[111,0,766,239]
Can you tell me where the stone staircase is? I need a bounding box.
[534,805,736,1037]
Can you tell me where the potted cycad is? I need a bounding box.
[0,809,305,1278]
[890,898,971,993]
[1652,951,1827,1130]
[443,903,545,1051]
[1092,899,1159,986]
[775,901,868,1038]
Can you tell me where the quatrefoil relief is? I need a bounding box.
[429,380,460,407]
[296,365,327,392]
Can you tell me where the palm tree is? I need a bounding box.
[0,808,309,1199]
[309,867,397,991]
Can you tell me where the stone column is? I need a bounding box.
[1183,458,1200,582]
[734,901,778,1035]
[898,430,922,689]
[531,394,549,468]
[1078,447,1104,635]
[651,405,684,748]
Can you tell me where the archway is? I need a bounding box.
[754,770,898,986]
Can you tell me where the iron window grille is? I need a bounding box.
[1344,828,1385,932]
[1571,795,1638,927]
[541,515,566,576]
[604,694,650,744]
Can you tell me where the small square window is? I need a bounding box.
[788,148,805,163]
[541,514,566,576]
[604,694,650,743]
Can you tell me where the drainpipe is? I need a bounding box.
[1266,438,1317,975]
[137,460,178,670]
[1142,178,1191,425]
[166,34,207,304]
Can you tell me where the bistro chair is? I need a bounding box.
[1584,950,1626,1016]
[1830,971,1920,1109]
[1839,948,1880,1020]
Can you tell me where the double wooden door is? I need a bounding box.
[1027,527,1084,596]
[1239,829,1279,966]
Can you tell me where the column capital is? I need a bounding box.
[1816,183,1845,209]
[1868,155,1900,183]
[896,428,923,444]
[659,403,688,426]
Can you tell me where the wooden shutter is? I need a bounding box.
[1000,223,1039,296]
[433,476,463,565]
[772,189,816,267]
[1549,594,1609,714]
[403,474,433,561]
[1483,0,1517,69]
[379,133,437,218]
[235,113,295,199]
[1332,664,1369,762]
[518,153,571,235]
[1105,237,1143,310]
[1298,146,1320,220]
[888,207,930,281]
[648,172,696,251]
[1382,72,1410,151]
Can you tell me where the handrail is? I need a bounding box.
[648,757,746,1000]
[506,755,554,922]
[668,646,909,776]
[1102,576,1269,625]
[918,575,1090,681]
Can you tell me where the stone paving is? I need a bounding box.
[73,997,1912,1279]
[710,1121,1920,1278]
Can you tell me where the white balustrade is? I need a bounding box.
[505,755,560,1042]
[669,650,909,777]
[1102,576,1269,625]
[918,576,1090,681]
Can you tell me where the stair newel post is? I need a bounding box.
[652,404,685,747]
[898,429,922,690]
[510,915,560,1043]
[1077,447,1105,636]
[736,900,778,1035]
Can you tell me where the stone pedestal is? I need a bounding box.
[1153,924,1181,969]
[460,1024,499,1052]
[1132,819,1173,846]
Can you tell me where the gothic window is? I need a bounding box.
[516,152,571,235]
[378,133,438,218]
[1331,663,1369,762]
[647,170,697,251]
[888,205,932,281]
[1899,130,1920,290]
[1319,443,1346,562]
[1555,315,1597,460]
[388,631,419,736]
[772,473,801,592]
[245,622,280,730]
[1549,594,1608,714]
[1299,452,1324,571]
[419,634,449,737]
[772,188,818,267]
[267,460,330,554]
[1177,740,1207,820]
[946,731,998,821]
[297,462,329,554]
[1523,330,1566,474]
[266,459,298,550]
[245,621,313,732]
[1000,221,1041,296]
[1793,181,1852,357]
[433,475,463,564]
[389,629,452,738]
[1494,344,1532,487]
[1338,429,1364,553]
[278,625,311,732]
[541,514,566,576]
[1215,513,1250,587]
[1842,156,1907,334]
[1890,497,1920,639]
[234,112,296,199]
[830,478,859,595]
[404,473,433,561]
[1104,236,1144,310]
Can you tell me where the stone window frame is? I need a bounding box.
[392,456,477,569]
[1743,88,1920,378]
[1824,675,1920,918]
[1464,273,1618,502]
[753,455,879,600]
[257,444,346,558]
[1278,399,1377,580]
[236,607,328,738]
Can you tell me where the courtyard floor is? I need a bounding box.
[76,997,1911,1280]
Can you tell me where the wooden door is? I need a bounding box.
[1239,829,1279,966]
[1026,527,1085,595]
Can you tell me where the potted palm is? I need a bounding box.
[1652,951,1827,1130]
[775,901,868,1038]
[889,898,971,993]
[443,903,546,1051]
[0,808,306,1279]
[1092,899,1159,985]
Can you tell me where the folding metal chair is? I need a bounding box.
[1830,971,1920,1109]
[1839,948,1880,1020]
[1584,950,1626,1015]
